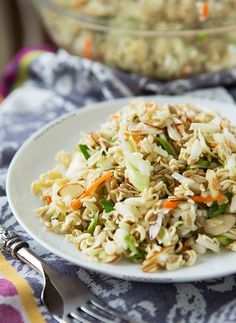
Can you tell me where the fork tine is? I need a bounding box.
[81,305,116,323]
[90,299,129,322]
[70,312,93,323]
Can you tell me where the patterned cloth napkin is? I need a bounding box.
[1,50,236,323]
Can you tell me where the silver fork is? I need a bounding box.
[0,225,137,323]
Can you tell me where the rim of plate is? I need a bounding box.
[6,95,236,283]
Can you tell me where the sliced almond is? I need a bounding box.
[204,214,235,236]
[58,182,84,199]
[167,123,181,141]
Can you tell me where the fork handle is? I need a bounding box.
[0,225,29,257]
[0,224,46,276]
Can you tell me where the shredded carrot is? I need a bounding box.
[163,200,180,209]
[124,131,131,138]
[111,114,120,120]
[142,245,172,272]
[210,142,218,148]
[124,131,143,142]
[83,35,93,59]
[45,196,52,204]
[163,194,225,207]
[133,136,143,142]
[147,245,173,260]
[186,117,193,123]
[71,171,113,210]
[191,194,225,203]
[74,0,84,8]
[202,1,209,19]
[75,2,83,9]
[142,263,158,272]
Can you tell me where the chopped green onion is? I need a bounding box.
[208,193,232,218]
[226,192,233,202]
[86,212,99,234]
[210,203,228,218]
[197,32,208,42]
[161,177,170,187]
[195,159,211,168]
[208,201,218,218]
[216,235,232,247]
[208,201,227,218]
[188,159,211,170]
[78,144,90,160]
[124,235,146,261]
[101,199,114,213]
[126,16,140,23]
[156,137,175,156]
[208,201,218,217]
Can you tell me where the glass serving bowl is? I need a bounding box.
[33,0,236,80]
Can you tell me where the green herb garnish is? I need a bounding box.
[226,192,233,202]
[124,235,146,261]
[208,192,232,218]
[197,32,208,42]
[101,199,114,213]
[161,177,170,187]
[156,137,175,156]
[195,159,211,168]
[216,235,232,247]
[86,212,99,234]
[188,158,211,170]
[209,203,227,218]
[78,144,90,160]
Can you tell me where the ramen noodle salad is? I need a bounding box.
[32,100,236,272]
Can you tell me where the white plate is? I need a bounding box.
[6,95,236,283]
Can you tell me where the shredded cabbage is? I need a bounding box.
[124,150,151,192]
